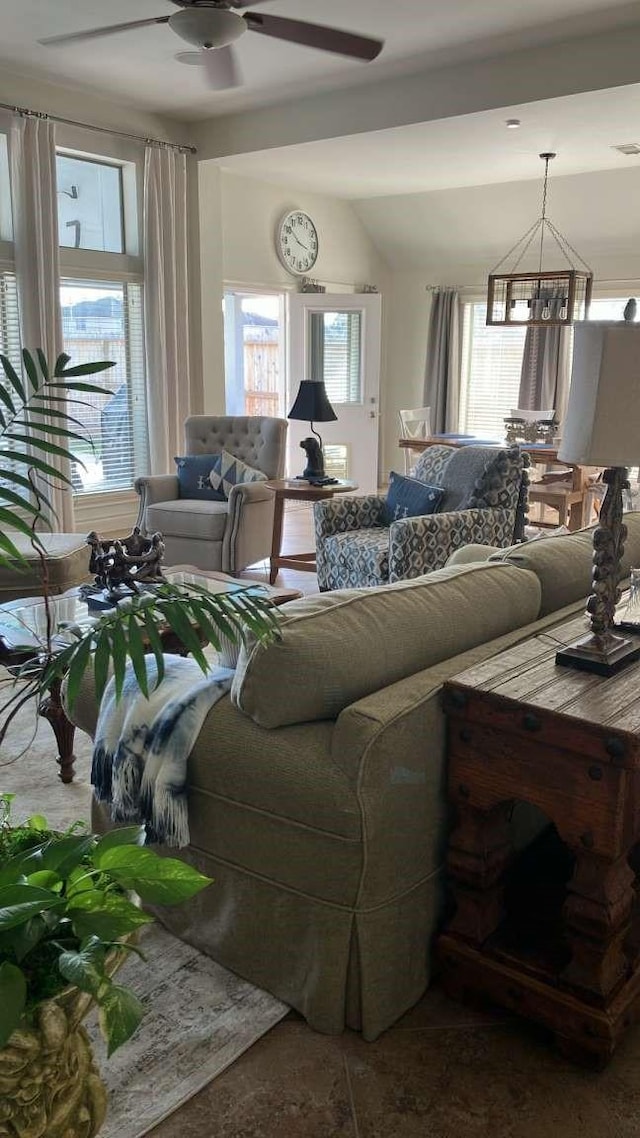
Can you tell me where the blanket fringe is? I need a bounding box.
[92,656,233,846]
[152,786,190,849]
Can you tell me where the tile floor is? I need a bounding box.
[151,500,639,1136]
[150,981,640,1138]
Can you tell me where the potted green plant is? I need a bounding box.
[0,351,279,1130]
[0,794,211,1136]
[0,348,279,743]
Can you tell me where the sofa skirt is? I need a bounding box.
[91,797,444,1041]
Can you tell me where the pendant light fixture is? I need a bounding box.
[486,153,593,326]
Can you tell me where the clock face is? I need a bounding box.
[277,211,319,275]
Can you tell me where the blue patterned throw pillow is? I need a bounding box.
[385,472,444,522]
[209,450,267,500]
[174,454,224,500]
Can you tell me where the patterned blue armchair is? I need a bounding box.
[314,445,529,591]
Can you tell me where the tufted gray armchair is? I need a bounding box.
[135,416,287,574]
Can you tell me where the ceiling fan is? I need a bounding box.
[39,0,385,91]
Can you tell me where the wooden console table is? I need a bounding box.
[264,479,358,585]
[399,436,592,530]
[438,607,640,1067]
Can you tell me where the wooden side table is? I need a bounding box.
[264,479,358,585]
[437,608,640,1067]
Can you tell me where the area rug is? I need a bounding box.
[1,685,289,1135]
[88,924,289,1138]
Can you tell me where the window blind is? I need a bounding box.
[459,302,527,437]
[0,271,24,488]
[317,311,362,406]
[61,279,148,494]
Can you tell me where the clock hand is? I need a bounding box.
[292,233,310,252]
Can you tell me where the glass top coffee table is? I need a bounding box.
[0,568,301,785]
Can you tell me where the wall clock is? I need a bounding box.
[276,210,319,276]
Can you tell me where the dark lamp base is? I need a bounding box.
[556,630,640,676]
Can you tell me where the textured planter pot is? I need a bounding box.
[0,994,107,1138]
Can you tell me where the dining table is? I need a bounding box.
[398,435,594,531]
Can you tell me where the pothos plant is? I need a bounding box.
[0,795,211,1054]
[0,348,280,744]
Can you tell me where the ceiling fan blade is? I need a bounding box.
[39,16,170,47]
[203,45,242,89]
[244,13,384,61]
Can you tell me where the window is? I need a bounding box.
[61,280,147,494]
[0,271,23,490]
[459,302,526,438]
[56,154,124,254]
[57,143,146,496]
[309,311,362,405]
[459,296,635,439]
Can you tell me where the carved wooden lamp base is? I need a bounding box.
[556,466,640,676]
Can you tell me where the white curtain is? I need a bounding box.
[143,144,191,474]
[9,114,72,529]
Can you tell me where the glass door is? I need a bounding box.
[223,290,286,417]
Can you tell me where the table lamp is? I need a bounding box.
[556,318,640,675]
[287,379,338,484]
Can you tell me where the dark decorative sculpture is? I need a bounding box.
[300,436,325,479]
[83,527,165,607]
[298,437,339,486]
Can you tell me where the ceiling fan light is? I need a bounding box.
[169,7,246,49]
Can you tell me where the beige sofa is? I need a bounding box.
[72,513,640,1042]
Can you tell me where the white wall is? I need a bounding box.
[380,274,432,479]
[198,167,389,464]
[0,66,188,143]
[355,164,640,476]
[220,169,385,290]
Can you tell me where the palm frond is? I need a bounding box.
[0,350,280,723]
[0,351,115,568]
[53,582,281,711]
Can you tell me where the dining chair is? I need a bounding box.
[398,407,432,473]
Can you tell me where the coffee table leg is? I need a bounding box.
[39,678,77,785]
[269,494,285,585]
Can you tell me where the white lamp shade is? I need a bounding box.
[558,322,640,467]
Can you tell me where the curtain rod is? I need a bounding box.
[1,101,196,154]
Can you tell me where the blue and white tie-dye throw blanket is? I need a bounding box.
[92,654,233,847]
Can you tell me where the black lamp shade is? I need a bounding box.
[288,380,337,423]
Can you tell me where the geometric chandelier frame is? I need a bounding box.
[486,152,593,327]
